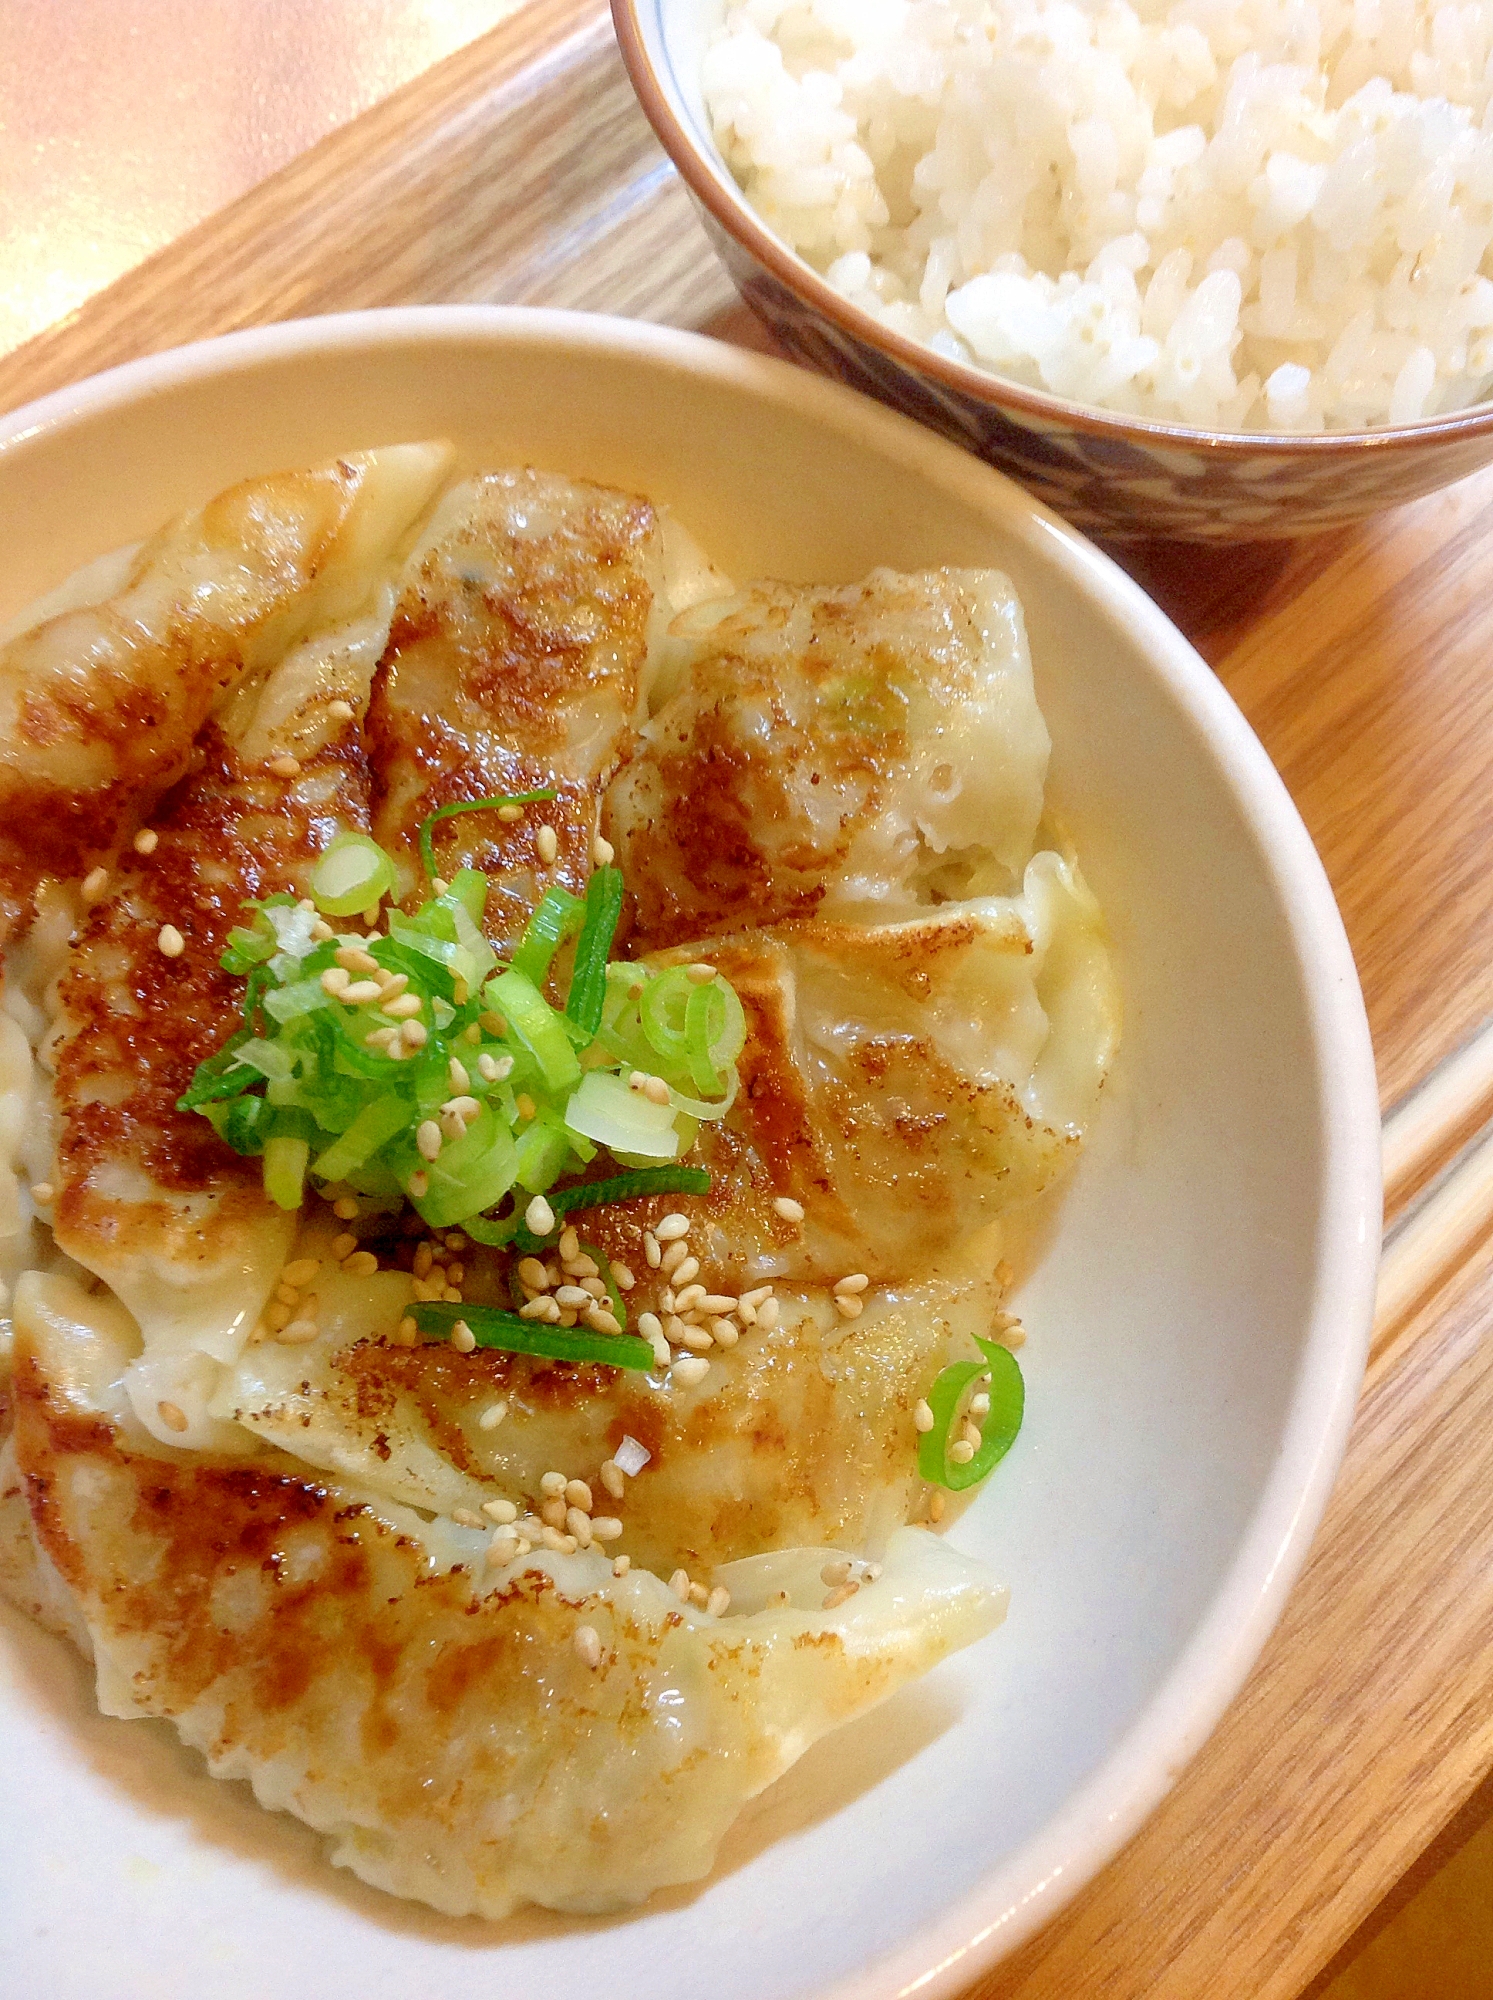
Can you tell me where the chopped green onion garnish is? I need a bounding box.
[566,866,624,1037]
[508,1166,711,1252]
[511,882,585,988]
[418,790,557,880]
[309,832,398,916]
[179,822,740,1235]
[410,1302,654,1370]
[917,1336,1024,1492]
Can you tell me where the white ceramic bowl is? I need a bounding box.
[0,308,1380,2000]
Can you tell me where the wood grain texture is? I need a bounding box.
[2,12,1493,1995]
[975,1234,1493,2000]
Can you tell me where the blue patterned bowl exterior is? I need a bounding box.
[616,0,1493,543]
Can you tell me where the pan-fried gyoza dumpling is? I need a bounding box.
[367,471,665,948]
[0,444,451,940]
[8,1269,1001,1917]
[605,568,1051,945]
[672,853,1119,1285]
[0,457,1118,1924]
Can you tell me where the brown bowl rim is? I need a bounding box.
[612,0,1493,463]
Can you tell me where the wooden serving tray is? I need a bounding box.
[3,4,1491,1991]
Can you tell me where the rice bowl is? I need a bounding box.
[704,0,1493,434]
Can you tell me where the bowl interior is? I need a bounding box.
[0,312,1379,2000]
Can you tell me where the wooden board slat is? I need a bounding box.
[4,12,1493,1994]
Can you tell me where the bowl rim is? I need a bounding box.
[0,304,1383,1997]
[613,0,1493,462]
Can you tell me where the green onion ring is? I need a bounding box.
[917,1335,1025,1492]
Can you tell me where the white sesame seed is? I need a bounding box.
[557,1225,580,1261]
[929,1491,946,1522]
[821,1559,852,1586]
[401,1018,428,1047]
[643,1075,671,1106]
[669,1569,691,1601]
[673,1355,710,1387]
[611,1262,635,1291]
[340,979,383,1005]
[613,1555,631,1576]
[320,966,352,998]
[687,1581,709,1608]
[483,1497,518,1523]
[282,1258,320,1287]
[132,828,159,855]
[431,878,450,896]
[709,1318,739,1348]
[591,1515,623,1542]
[592,834,615,867]
[655,1214,691,1243]
[757,1298,781,1329]
[970,1392,991,1418]
[823,1581,859,1610]
[497,802,525,823]
[516,1295,554,1323]
[157,1400,189,1434]
[660,1239,689,1276]
[518,1258,551,1292]
[395,1317,419,1345]
[267,754,301,778]
[332,1195,361,1223]
[448,1056,470,1092]
[678,1325,714,1352]
[328,698,355,721]
[341,1249,379,1277]
[475,1052,501,1082]
[674,1284,707,1312]
[310,919,334,942]
[739,1285,774,1309]
[599,1460,625,1500]
[835,1295,864,1320]
[686,963,717,984]
[949,1439,976,1464]
[416,1121,443,1162]
[643,1232,662,1268]
[542,1526,577,1554]
[526,1195,555,1236]
[564,1479,593,1513]
[536,824,559,865]
[707,1585,731,1615]
[80,865,109,904]
[586,1307,623,1336]
[453,1507,484,1528]
[913,1399,935,1433]
[574,1624,602,1669]
[699,1294,737,1314]
[540,1471,568,1498]
[382,991,422,1018]
[772,1196,805,1223]
[649,1330,671,1369]
[834,1273,870,1295]
[407,1170,429,1197]
[566,1507,593,1548]
[554,1284,591,1308]
[450,1320,476,1353]
[961,1419,982,1450]
[157,924,185,958]
[28,1181,55,1206]
[485,1532,519,1569]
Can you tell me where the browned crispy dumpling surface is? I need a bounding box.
[0,455,1117,1921]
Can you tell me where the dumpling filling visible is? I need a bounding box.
[0,449,1118,1919]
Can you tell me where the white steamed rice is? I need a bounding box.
[703,0,1493,431]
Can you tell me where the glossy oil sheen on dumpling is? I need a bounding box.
[7,1272,1002,1917]
[0,444,450,940]
[0,464,1116,1925]
[605,568,1051,944]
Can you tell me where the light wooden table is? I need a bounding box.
[3,4,1491,1992]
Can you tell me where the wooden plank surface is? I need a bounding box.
[4,5,1493,1993]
